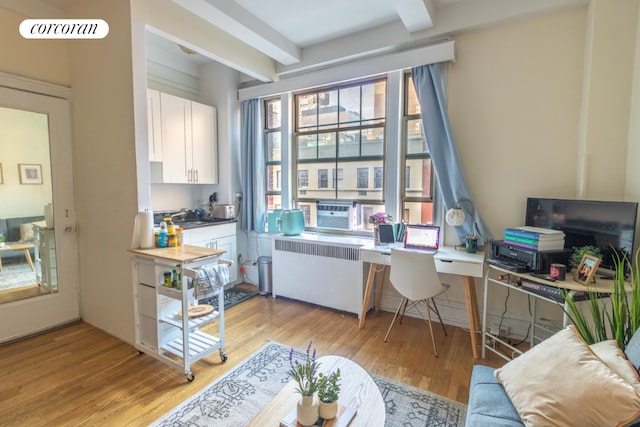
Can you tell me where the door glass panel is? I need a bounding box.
[0,106,57,304]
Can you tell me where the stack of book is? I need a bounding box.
[503,226,565,251]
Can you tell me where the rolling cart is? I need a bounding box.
[129,245,232,381]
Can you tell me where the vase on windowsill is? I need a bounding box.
[373,227,381,246]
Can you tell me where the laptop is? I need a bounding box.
[404,224,440,254]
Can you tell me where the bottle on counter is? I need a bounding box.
[176,227,184,246]
[168,232,177,247]
[158,221,168,248]
[165,217,175,234]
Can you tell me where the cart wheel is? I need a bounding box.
[220,352,228,363]
[186,372,195,382]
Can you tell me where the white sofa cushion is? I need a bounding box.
[494,325,640,427]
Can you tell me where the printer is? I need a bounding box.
[490,240,571,273]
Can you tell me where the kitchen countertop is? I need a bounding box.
[159,218,237,230]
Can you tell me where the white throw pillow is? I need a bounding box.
[494,325,640,427]
[591,340,640,391]
[19,223,34,241]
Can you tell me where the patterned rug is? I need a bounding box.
[149,342,467,427]
[199,286,258,311]
[0,263,36,291]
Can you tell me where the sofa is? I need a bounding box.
[466,326,640,427]
[0,216,44,263]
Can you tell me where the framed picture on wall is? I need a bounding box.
[18,163,42,185]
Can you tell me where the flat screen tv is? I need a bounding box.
[525,198,639,273]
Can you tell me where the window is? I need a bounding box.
[293,78,387,230]
[374,167,383,189]
[357,168,368,189]
[401,74,434,224]
[298,169,309,187]
[318,169,328,188]
[265,98,282,211]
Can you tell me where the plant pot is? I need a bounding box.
[296,395,319,426]
[318,400,338,419]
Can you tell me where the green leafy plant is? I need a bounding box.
[0,233,4,243]
[564,249,640,350]
[569,245,603,269]
[288,341,321,396]
[317,368,341,403]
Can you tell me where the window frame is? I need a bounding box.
[264,97,282,211]
[292,77,387,205]
[400,72,435,223]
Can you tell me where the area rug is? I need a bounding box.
[199,286,258,311]
[0,263,36,291]
[149,341,467,427]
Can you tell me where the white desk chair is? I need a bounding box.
[384,248,449,357]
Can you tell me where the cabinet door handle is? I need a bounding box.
[194,169,198,183]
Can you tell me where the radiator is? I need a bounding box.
[272,236,364,315]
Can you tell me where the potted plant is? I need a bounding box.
[564,249,640,350]
[288,341,321,426]
[317,368,341,419]
[569,245,603,272]
[369,212,393,245]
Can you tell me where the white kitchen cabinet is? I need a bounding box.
[147,89,163,162]
[159,92,218,184]
[185,222,237,283]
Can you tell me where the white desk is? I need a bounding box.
[359,244,485,358]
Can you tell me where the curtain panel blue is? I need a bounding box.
[240,98,265,232]
[411,63,492,245]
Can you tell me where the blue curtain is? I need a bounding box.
[411,63,492,245]
[240,99,265,232]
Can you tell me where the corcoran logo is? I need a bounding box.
[19,19,109,39]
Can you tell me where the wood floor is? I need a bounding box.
[0,286,506,427]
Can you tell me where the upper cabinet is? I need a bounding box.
[148,90,218,184]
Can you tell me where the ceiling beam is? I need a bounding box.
[172,0,301,65]
[392,0,434,33]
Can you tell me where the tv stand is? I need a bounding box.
[482,264,623,361]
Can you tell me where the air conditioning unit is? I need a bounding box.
[316,201,355,230]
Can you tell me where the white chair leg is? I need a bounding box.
[384,297,407,342]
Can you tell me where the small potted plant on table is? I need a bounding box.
[288,342,321,426]
[317,368,341,419]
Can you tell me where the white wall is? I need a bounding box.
[66,0,138,343]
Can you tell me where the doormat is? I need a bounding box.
[200,287,258,310]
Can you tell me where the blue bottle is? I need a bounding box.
[158,222,169,248]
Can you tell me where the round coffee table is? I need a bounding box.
[248,355,385,426]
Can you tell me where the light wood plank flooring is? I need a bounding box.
[0,287,506,426]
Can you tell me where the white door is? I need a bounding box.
[0,84,80,343]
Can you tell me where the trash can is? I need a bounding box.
[258,256,272,295]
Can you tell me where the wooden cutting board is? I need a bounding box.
[128,244,225,263]
[178,304,214,319]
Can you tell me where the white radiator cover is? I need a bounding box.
[272,236,364,316]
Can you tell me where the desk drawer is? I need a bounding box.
[360,250,390,265]
[435,258,483,278]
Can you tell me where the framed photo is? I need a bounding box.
[574,254,601,285]
[18,163,42,185]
